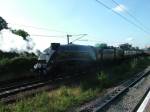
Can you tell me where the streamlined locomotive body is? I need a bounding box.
[34,43,97,74]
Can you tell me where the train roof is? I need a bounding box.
[43,44,93,53]
[60,44,92,47]
[58,44,93,51]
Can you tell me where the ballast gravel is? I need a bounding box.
[103,73,150,112]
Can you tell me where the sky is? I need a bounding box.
[0,0,150,51]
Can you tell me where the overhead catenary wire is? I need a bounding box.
[8,23,93,43]
[7,18,123,44]
[70,34,87,43]
[30,34,66,38]
[9,22,110,44]
[111,0,150,32]
[8,23,68,34]
[94,0,150,35]
[8,23,89,38]
[31,34,101,43]
[8,21,113,44]
[31,34,87,38]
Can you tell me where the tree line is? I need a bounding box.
[0,16,30,41]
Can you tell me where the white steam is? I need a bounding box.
[0,29,35,52]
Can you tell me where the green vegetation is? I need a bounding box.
[0,57,150,112]
[0,50,37,81]
[0,56,37,73]
[0,16,30,41]
[0,16,8,31]
[0,16,36,81]
[11,29,30,41]
[95,43,107,48]
[0,87,98,112]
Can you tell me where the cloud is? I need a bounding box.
[113,4,126,12]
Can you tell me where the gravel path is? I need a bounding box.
[103,73,150,112]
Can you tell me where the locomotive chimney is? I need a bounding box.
[51,43,60,50]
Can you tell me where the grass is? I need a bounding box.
[0,87,98,112]
[0,57,150,112]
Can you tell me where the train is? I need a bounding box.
[34,43,145,76]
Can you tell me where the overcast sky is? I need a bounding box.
[0,0,150,51]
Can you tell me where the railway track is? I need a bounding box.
[78,66,150,112]
[0,75,38,88]
[0,78,43,92]
[0,72,84,104]
[0,78,53,103]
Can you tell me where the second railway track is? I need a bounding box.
[78,66,150,112]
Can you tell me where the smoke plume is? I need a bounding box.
[0,29,35,52]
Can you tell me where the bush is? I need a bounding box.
[0,58,9,66]
[0,56,37,81]
[97,71,109,87]
[0,50,37,81]
[0,57,37,74]
[0,50,19,59]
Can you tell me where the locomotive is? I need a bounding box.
[34,43,97,75]
[34,43,144,75]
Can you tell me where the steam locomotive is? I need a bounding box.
[34,43,144,75]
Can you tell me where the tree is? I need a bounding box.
[147,47,150,50]
[95,43,107,48]
[0,16,8,31]
[11,29,35,51]
[11,29,30,41]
